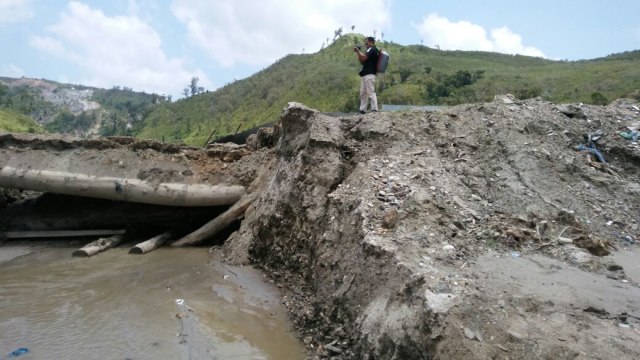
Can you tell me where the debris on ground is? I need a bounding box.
[2,96,640,359]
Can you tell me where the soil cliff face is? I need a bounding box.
[224,98,640,359]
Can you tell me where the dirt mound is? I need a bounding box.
[0,132,260,186]
[221,98,640,358]
[2,96,639,359]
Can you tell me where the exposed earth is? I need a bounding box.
[1,96,640,359]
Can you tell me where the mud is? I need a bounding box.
[2,96,640,359]
[0,245,305,359]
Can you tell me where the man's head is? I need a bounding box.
[365,36,375,48]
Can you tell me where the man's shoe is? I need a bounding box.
[358,110,366,114]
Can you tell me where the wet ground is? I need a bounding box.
[476,249,640,317]
[0,244,305,360]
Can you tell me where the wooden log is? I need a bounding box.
[72,235,124,257]
[0,166,245,207]
[171,196,255,247]
[129,232,172,254]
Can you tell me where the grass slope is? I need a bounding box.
[137,34,640,145]
[0,107,45,133]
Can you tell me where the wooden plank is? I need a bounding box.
[1,229,126,239]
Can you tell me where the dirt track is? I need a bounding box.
[2,96,640,359]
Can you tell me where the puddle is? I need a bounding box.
[0,245,305,359]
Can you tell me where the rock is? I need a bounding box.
[494,94,518,104]
[463,328,483,342]
[507,331,524,341]
[558,237,574,244]
[607,264,623,271]
[443,244,455,252]
[424,290,457,313]
[556,104,587,119]
[382,208,399,229]
[325,343,342,354]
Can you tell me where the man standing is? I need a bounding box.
[354,36,379,114]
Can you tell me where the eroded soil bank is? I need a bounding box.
[222,98,640,359]
[2,96,640,359]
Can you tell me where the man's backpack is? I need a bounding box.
[377,49,390,73]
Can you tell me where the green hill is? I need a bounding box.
[0,107,45,133]
[3,34,639,145]
[137,34,640,145]
[0,78,165,137]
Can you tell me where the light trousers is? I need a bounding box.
[359,74,378,111]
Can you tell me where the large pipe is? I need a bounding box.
[0,166,245,207]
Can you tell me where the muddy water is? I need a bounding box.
[0,245,305,359]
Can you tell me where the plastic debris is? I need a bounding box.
[576,130,607,163]
[619,235,636,245]
[584,129,603,143]
[6,348,29,358]
[576,144,606,163]
[619,130,639,141]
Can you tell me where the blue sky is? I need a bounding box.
[1,0,639,99]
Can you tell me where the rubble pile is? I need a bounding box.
[223,97,640,359]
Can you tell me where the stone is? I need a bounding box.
[382,208,399,229]
[424,290,457,313]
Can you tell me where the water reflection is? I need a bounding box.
[0,245,305,359]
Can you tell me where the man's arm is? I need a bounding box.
[354,48,368,64]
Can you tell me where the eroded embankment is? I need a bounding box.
[223,99,640,359]
[223,104,430,358]
[2,97,639,359]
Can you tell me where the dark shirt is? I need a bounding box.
[359,46,379,77]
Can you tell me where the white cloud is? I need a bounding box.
[1,64,24,77]
[171,0,391,67]
[490,27,545,58]
[414,13,545,58]
[29,1,208,97]
[0,0,33,26]
[29,35,66,57]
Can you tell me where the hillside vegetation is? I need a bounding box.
[0,78,163,137]
[2,34,639,144]
[138,34,640,145]
[0,108,44,133]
